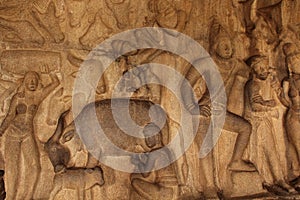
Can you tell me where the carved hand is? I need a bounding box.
[252,95,264,104]
[40,64,50,74]
[264,100,276,107]
[199,105,211,117]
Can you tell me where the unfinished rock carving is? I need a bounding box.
[0,0,300,199]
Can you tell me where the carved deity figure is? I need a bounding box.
[130,123,179,200]
[0,70,60,199]
[282,43,300,191]
[244,55,296,195]
[210,23,250,116]
[207,23,254,172]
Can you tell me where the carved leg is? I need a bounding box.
[286,111,300,169]
[4,135,21,200]
[223,112,255,171]
[77,188,85,200]
[86,188,92,200]
[49,186,61,200]
[22,135,41,200]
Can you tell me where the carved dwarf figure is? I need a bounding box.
[0,70,60,199]
[244,55,296,195]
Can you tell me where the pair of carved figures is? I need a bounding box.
[196,18,300,197]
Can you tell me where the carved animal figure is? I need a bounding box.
[49,167,104,200]
[45,99,167,171]
[0,18,45,45]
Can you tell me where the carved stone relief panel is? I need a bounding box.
[0,0,300,200]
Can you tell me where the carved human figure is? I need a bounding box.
[0,0,65,44]
[49,167,105,200]
[206,25,254,171]
[282,43,300,191]
[31,1,65,43]
[244,55,296,195]
[126,1,193,194]
[128,0,192,65]
[0,70,60,199]
[181,76,222,199]
[209,24,250,116]
[130,123,179,200]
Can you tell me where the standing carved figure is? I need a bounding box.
[208,23,254,172]
[0,70,60,199]
[282,43,300,191]
[244,55,295,195]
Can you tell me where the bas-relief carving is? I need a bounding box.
[49,167,104,200]
[0,70,60,199]
[0,0,300,200]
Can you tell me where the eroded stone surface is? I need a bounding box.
[0,0,300,199]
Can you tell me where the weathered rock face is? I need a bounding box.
[0,0,300,199]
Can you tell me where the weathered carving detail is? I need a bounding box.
[0,0,300,199]
[244,55,296,195]
[49,167,104,200]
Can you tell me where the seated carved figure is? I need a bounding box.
[130,123,178,200]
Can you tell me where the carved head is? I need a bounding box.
[246,55,269,80]
[24,71,40,91]
[143,123,162,148]
[283,43,300,74]
[210,20,234,59]
[215,36,233,59]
